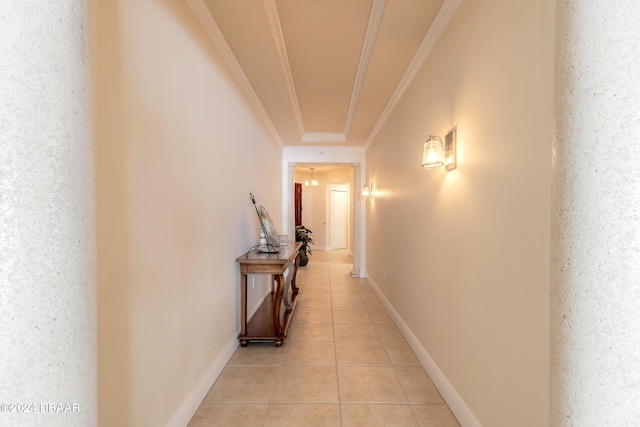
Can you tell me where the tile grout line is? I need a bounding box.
[328,256,345,427]
[189,250,459,426]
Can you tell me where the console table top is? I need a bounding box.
[236,242,302,265]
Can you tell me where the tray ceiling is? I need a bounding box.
[188,0,459,146]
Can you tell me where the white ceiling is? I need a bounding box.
[188,0,459,146]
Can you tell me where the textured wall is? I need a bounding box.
[0,1,96,426]
[551,1,640,425]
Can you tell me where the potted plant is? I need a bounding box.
[295,225,314,266]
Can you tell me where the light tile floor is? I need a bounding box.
[189,250,460,427]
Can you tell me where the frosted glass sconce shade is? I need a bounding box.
[422,135,445,170]
[421,128,457,171]
[362,185,370,197]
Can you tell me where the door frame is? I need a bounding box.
[284,160,364,278]
[294,183,302,227]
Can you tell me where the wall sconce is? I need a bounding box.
[421,128,457,171]
[362,183,375,198]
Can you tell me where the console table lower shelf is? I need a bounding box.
[236,242,302,347]
[240,290,298,347]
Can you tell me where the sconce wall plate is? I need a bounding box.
[445,127,457,171]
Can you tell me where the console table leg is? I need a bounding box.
[291,254,300,295]
[240,274,248,337]
[273,274,284,337]
[283,264,293,310]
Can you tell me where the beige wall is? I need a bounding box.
[365,1,553,426]
[92,0,282,425]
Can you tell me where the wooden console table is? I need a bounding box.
[236,242,302,347]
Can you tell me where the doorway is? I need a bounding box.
[288,162,363,277]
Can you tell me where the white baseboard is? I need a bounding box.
[167,332,239,427]
[168,277,481,427]
[167,287,272,427]
[365,274,482,427]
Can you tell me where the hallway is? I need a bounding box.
[188,250,460,426]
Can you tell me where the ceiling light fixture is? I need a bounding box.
[304,167,318,187]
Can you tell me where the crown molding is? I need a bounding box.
[282,145,366,166]
[262,0,305,138]
[364,0,463,149]
[186,0,285,148]
[302,132,347,143]
[343,0,387,137]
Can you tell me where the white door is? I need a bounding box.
[330,189,348,250]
